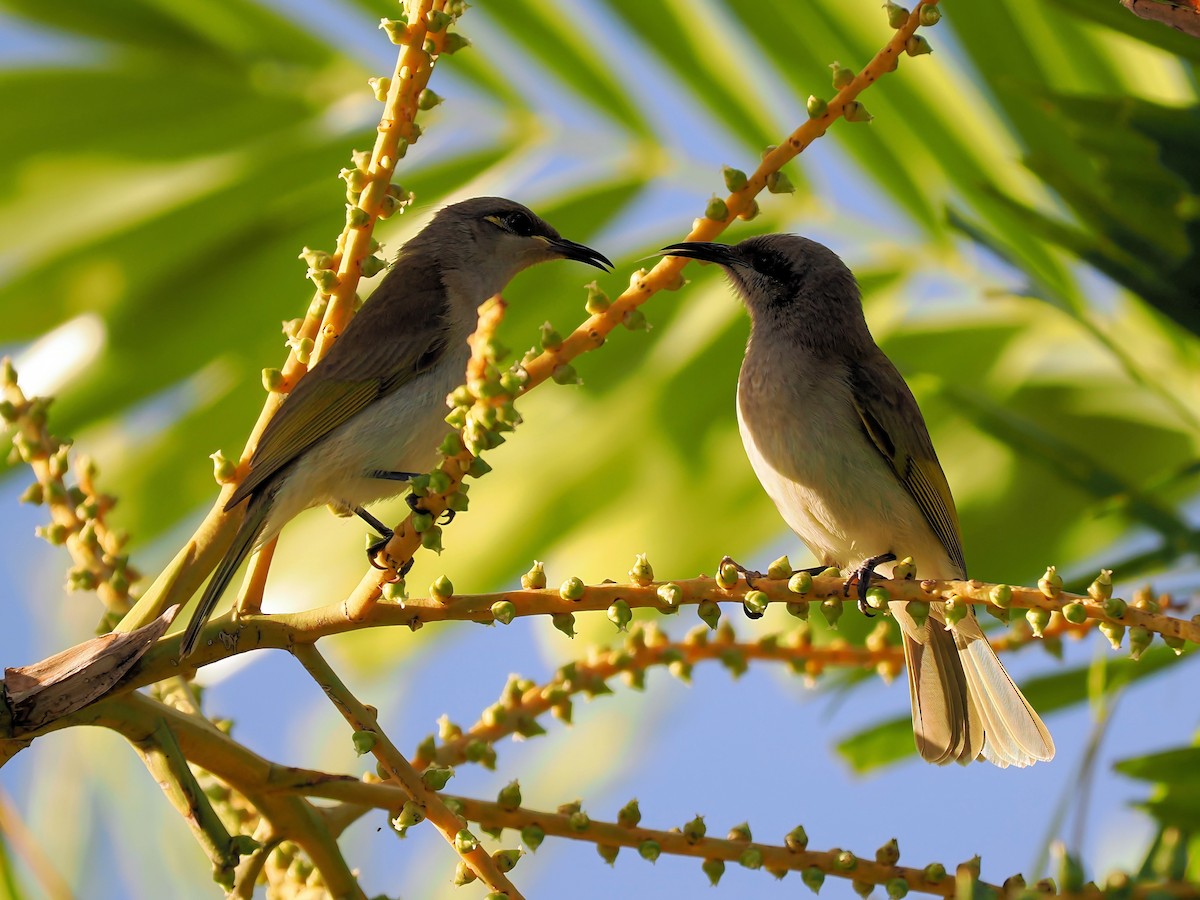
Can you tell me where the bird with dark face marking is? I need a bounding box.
[179,198,611,658]
[662,234,1053,768]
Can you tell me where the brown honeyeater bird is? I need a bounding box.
[178,198,611,658]
[662,235,1053,768]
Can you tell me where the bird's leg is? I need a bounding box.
[355,506,407,572]
[843,552,897,617]
[369,469,422,482]
[719,555,766,589]
[401,477,456,525]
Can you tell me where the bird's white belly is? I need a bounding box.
[262,349,468,537]
[735,389,954,579]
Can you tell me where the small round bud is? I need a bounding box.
[497,780,521,810]
[618,798,642,828]
[351,730,376,756]
[1128,625,1153,660]
[629,553,654,586]
[766,555,792,580]
[551,612,576,638]
[584,281,610,314]
[893,557,917,580]
[1099,621,1124,650]
[454,829,478,853]
[919,4,941,26]
[924,862,946,883]
[19,483,44,505]
[743,590,769,618]
[417,88,443,111]
[876,837,901,865]
[421,765,454,790]
[943,594,968,627]
[551,363,580,385]
[452,861,477,886]
[1026,606,1051,637]
[393,800,424,829]
[820,597,843,629]
[835,850,858,871]
[767,171,795,194]
[682,814,706,843]
[786,600,810,620]
[990,583,1013,608]
[596,843,618,866]
[904,600,929,630]
[521,824,545,851]
[843,101,873,122]
[538,321,563,351]
[622,308,650,331]
[1062,601,1088,625]
[905,34,933,56]
[608,599,633,632]
[705,195,729,221]
[702,858,725,886]
[738,198,760,220]
[559,576,585,601]
[788,571,813,594]
[830,61,854,88]
[1087,570,1114,601]
[802,866,825,892]
[657,582,682,609]
[887,878,910,900]
[806,95,828,118]
[697,599,721,630]
[430,575,453,599]
[442,32,471,54]
[491,600,516,625]
[638,840,660,863]
[885,2,910,27]
[521,561,547,590]
[1103,596,1127,619]
[723,165,748,192]
[865,586,890,611]
[786,825,809,851]
[1039,566,1063,598]
[261,368,284,392]
[739,847,763,870]
[727,822,752,841]
[717,561,740,591]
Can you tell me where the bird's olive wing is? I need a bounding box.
[848,358,967,577]
[226,278,451,510]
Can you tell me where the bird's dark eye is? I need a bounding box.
[750,251,790,282]
[501,210,536,236]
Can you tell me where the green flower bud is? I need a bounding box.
[442,31,471,53]
[19,482,44,505]
[682,814,706,843]
[608,599,633,632]
[421,765,454,790]
[919,4,941,26]
[743,590,769,618]
[887,877,910,900]
[802,866,825,893]
[559,576,585,601]
[520,560,547,590]
[738,198,761,220]
[1062,601,1088,625]
[584,281,610,314]
[421,525,443,553]
[380,578,407,602]
[944,594,968,627]
[788,571,813,595]
[261,368,284,392]
[491,600,516,625]
[1129,625,1153,660]
[697,599,721,630]
[568,810,590,832]
[393,800,424,829]
[452,860,477,886]
[705,195,729,221]
[1103,596,1127,619]
[639,840,660,863]
[521,824,545,851]
[723,165,748,192]
[1164,634,1185,655]
[417,89,443,112]
[893,557,917,580]
[853,881,873,898]
[764,555,790,580]
[843,101,873,123]
[703,858,725,886]
[739,847,764,869]
[454,829,478,853]
[351,729,376,756]
[767,171,795,194]
[830,61,854,88]
[367,75,391,102]
[903,599,929,630]
[1088,569,1113,601]
[379,16,408,43]
[657,582,682,609]
[820,566,842,578]
[539,321,563,351]
[728,821,752,841]
[865,586,891,611]
[835,850,857,871]
[1132,587,1160,614]
[990,583,1012,608]
[820,597,843,629]
[924,862,946,883]
[424,8,451,31]
[357,254,385,279]
[669,658,692,682]
[1099,621,1124,650]
[439,431,464,456]
[430,575,453,600]
[618,798,641,828]
[37,523,69,546]
[905,34,933,56]
[1026,606,1051,637]
[717,561,740,591]
[885,2,910,28]
[786,825,809,851]
[623,308,650,331]
[629,553,654,586]
[596,843,619,866]
[1039,566,1063,598]
[551,363,580,385]
[495,780,521,811]
[806,95,828,118]
[552,612,576,638]
[783,602,809,624]
[411,511,434,533]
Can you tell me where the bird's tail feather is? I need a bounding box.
[179,497,270,659]
[956,636,1055,767]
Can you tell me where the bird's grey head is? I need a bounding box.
[660,233,869,351]
[411,197,611,297]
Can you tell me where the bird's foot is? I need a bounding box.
[439,509,455,526]
[405,492,423,513]
[719,555,766,589]
[843,553,897,617]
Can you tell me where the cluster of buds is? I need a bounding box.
[2,359,140,620]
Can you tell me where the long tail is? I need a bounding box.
[892,601,1054,767]
[178,496,271,659]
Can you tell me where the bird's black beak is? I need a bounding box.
[550,237,613,272]
[659,241,746,268]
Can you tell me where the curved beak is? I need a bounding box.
[549,237,613,271]
[659,241,746,267]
